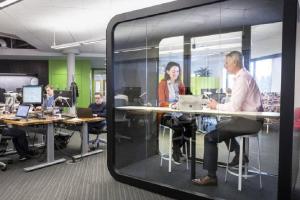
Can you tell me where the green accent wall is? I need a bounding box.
[48,60,91,107]
[191,76,220,95]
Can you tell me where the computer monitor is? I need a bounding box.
[122,87,141,103]
[54,90,73,107]
[22,85,43,105]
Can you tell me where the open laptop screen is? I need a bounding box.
[16,105,30,118]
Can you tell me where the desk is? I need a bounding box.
[0,115,105,170]
[116,106,280,179]
[63,117,105,159]
[1,115,66,172]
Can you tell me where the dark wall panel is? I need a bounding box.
[0,60,49,87]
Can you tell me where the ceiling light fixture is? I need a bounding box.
[51,38,105,50]
[51,42,81,50]
[0,0,22,8]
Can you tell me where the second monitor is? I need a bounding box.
[54,90,73,107]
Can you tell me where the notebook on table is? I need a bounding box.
[177,95,206,110]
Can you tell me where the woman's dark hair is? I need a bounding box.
[163,61,181,82]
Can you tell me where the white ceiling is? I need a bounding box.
[0,0,176,58]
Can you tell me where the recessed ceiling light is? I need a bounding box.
[0,0,22,9]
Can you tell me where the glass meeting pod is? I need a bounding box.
[106,0,300,199]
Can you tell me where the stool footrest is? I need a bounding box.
[227,167,260,178]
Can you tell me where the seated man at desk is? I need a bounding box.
[42,84,55,109]
[193,51,263,186]
[88,92,106,132]
[35,84,55,112]
[0,112,32,161]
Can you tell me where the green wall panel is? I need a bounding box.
[49,60,91,107]
[191,77,220,95]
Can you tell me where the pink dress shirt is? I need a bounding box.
[217,68,262,112]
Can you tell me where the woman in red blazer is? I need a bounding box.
[158,61,196,164]
[158,62,185,107]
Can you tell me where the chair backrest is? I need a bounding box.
[295,108,300,121]
[115,94,128,106]
[114,95,129,121]
[0,88,5,103]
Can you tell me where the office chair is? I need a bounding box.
[114,96,132,142]
[0,128,13,171]
[0,88,5,103]
[294,107,300,131]
[88,126,107,150]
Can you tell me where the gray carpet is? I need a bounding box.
[0,133,173,200]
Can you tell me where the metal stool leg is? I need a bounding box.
[185,141,188,170]
[257,135,262,189]
[225,139,232,182]
[244,138,249,179]
[238,137,244,191]
[160,126,166,167]
[168,129,173,172]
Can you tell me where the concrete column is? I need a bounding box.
[63,48,80,115]
[67,52,75,87]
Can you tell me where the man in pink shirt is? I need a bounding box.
[192,51,263,186]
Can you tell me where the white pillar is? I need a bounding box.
[67,52,75,87]
[63,49,80,115]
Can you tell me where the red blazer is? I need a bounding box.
[158,79,185,107]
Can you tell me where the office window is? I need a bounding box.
[191,32,242,95]
[159,36,184,81]
[249,56,282,93]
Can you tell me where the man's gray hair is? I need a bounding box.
[226,51,243,68]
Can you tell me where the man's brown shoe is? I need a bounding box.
[192,176,218,186]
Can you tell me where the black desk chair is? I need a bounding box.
[114,97,132,142]
[89,127,107,150]
[0,133,13,171]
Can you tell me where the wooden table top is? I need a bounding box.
[0,114,105,126]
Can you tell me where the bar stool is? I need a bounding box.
[159,124,188,172]
[225,133,262,191]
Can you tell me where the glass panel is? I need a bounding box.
[159,36,184,82]
[292,4,300,199]
[113,19,151,176]
[191,31,242,95]
[94,69,106,97]
[112,0,283,199]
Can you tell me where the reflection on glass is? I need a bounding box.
[292,5,300,199]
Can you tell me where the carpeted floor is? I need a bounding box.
[0,133,172,200]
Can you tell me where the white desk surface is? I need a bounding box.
[116,106,280,119]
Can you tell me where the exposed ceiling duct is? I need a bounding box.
[0,39,7,48]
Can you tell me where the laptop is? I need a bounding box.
[9,105,30,120]
[177,95,207,110]
[76,108,94,118]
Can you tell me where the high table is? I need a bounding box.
[116,106,280,179]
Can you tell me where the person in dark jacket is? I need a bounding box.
[1,126,31,161]
[88,92,106,132]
